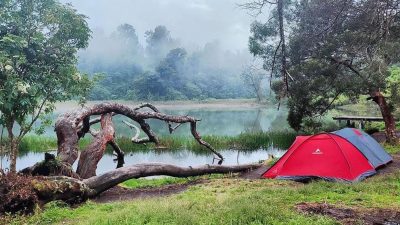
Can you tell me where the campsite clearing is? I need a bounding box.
[7,149,400,225]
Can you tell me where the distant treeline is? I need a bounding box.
[78,24,254,101]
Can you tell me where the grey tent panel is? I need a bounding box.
[333,128,392,168]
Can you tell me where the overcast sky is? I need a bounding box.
[60,0,260,52]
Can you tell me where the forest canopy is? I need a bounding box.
[78,24,257,101]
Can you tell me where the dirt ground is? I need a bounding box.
[296,202,400,225]
[371,132,400,143]
[377,153,400,175]
[294,153,400,224]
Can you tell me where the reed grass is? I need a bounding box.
[18,130,297,154]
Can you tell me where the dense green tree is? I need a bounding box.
[287,0,400,143]
[0,0,92,171]
[247,0,400,143]
[387,66,400,116]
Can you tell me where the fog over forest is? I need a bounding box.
[60,0,267,101]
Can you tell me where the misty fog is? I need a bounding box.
[60,0,268,101]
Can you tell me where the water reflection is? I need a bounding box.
[8,106,289,137]
[0,105,291,173]
[1,147,286,175]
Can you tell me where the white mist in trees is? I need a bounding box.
[0,0,93,172]
[78,24,144,74]
[241,60,267,102]
[145,25,180,66]
[79,23,254,101]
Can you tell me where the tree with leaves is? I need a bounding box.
[245,0,400,143]
[288,0,400,143]
[0,0,92,172]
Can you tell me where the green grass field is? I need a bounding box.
[6,146,400,225]
[9,170,400,225]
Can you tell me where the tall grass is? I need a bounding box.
[18,130,297,155]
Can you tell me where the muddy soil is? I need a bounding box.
[91,180,206,203]
[376,153,400,175]
[296,202,400,225]
[240,165,270,179]
[371,132,400,143]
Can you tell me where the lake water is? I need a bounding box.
[0,147,286,175]
[27,102,290,137]
[0,101,291,174]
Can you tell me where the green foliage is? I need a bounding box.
[382,143,400,154]
[0,0,92,138]
[253,0,400,131]
[386,66,400,114]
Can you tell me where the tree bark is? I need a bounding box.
[2,162,261,214]
[77,113,115,178]
[31,163,261,203]
[278,0,289,94]
[369,91,399,144]
[84,163,262,196]
[55,113,80,166]
[6,122,17,173]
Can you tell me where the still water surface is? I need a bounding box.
[1,148,285,175]
[1,102,291,174]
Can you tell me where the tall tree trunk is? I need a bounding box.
[278,0,288,94]
[370,91,398,144]
[6,122,17,173]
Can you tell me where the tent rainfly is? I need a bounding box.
[263,128,392,182]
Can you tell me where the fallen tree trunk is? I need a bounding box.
[3,163,261,214]
[83,163,262,196]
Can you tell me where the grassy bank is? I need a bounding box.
[8,155,400,224]
[4,141,400,224]
[18,131,297,155]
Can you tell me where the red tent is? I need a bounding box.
[263,133,376,182]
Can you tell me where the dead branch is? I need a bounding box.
[77,113,115,179]
[108,140,125,168]
[55,102,224,175]
[122,120,141,142]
